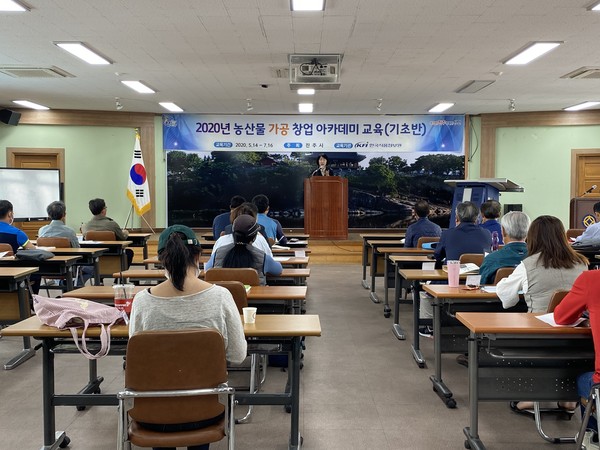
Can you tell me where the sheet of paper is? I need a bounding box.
[481,286,497,293]
[274,257,291,262]
[422,262,435,270]
[294,250,306,257]
[0,251,8,258]
[535,312,587,327]
[465,275,481,286]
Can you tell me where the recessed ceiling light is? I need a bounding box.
[291,0,325,11]
[299,103,313,113]
[159,102,183,112]
[121,80,156,94]
[54,42,112,65]
[297,88,315,95]
[12,100,49,110]
[587,1,600,11]
[0,0,28,11]
[428,103,454,113]
[563,101,600,111]
[503,42,562,65]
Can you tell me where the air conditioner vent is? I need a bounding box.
[0,66,74,78]
[561,67,600,80]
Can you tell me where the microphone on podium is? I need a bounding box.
[582,184,598,195]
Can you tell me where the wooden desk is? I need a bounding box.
[80,240,132,279]
[366,240,406,303]
[0,267,38,369]
[456,312,593,450]
[359,233,405,289]
[126,232,152,260]
[1,314,321,450]
[143,255,309,269]
[396,269,469,368]
[47,247,108,286]
[422,285,501,408]
[0,255,81,291]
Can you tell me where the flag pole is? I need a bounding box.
[123,205,134,229]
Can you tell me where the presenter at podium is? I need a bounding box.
[311,153,335,177]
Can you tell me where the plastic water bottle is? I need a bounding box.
[492,231,499,252]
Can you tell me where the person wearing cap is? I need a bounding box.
[213,202,272,256]
[205,214,282,285]
[211,195,245,239]
[128,225,246,450]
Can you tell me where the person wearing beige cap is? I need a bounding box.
[205,214,282,285]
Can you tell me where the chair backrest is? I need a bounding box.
[37,236,72,248]
[459,253,484,266]
[547,290,570,313]
[213,281,248,313]
[417,236,440,248]
[85,230,116,241]
[493,267,515,285]
[204,268,261,286]
[566,228,585,240]
[0,232,19,253]
[0,242,14,256]
[126,328,227,424]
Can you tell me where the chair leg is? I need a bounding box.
[576,386,600,449]
[532,401,576,444]
[236,354,258,424]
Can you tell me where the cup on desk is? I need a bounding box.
[243,307,257,324]
[447,260,460,287]
[113,284,135,315]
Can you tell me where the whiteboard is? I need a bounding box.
[0,168,61,219]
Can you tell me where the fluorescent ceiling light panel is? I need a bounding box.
[55,42,111,65]
[455,80,495,94]
[291,0,325,11]
[13,100,49,110]
[121,80,155,94]
[159,102,183,112]
[428,103,454,113]
[297,88,315,95]
[298,103,313,113]
[587,1,600,11]
[0,0,28,11]
[563,101,600,111]
[503,42,562,65]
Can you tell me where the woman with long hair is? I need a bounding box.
[129,225,247,450]
[207,214,282,285]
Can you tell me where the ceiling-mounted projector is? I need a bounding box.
[289,54,342,90]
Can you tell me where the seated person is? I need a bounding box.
[420,201,493,337]
[211,195,245,239]
[554,270,600,436]
[252,194,287,245]
[38,200,93,285]
[479,211,530,285]
[404,200,442,248]
[82,198,134,268]
[0,199,40,293]
[497,215,588,313]
[574,201,600,246]
[479,200,504,245]
[205,214,282,285]
[213,202,272,257]
[129,224,247,450]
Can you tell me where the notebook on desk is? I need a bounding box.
[442,263,479,274]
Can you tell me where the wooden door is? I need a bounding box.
[573,150,600,198]
[6,147,65,183]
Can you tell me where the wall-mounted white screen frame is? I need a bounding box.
[0,168,61,220]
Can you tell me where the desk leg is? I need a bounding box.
[429,300,456,408]
[463,332,485,450]
[392,268,406,340]
[93,257,101,286]
[369,249,380,303]
[142,242,148,260]
[382,256,391,317]
[42,338,68,450]
[289,337,301,450]
[361,239,370,289]
[4,280,36,370]
[65,267,74,292]
[410,281,426,368]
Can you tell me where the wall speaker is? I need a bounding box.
[0,109,21,126]
[504,204,523,214]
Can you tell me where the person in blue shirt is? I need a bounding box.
[404,200,442,247]
[574,201,600,246]
[479,211,530,285]
[252,194,287,245]
[211,195,245,239]
[0,199,35,252]
[479,200,504,245]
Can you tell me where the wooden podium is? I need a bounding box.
[570,197,599,229]
[304,177,348,239]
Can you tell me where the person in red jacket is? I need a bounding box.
[554,270,600,434]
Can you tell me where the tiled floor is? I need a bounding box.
[0,265,583,449]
